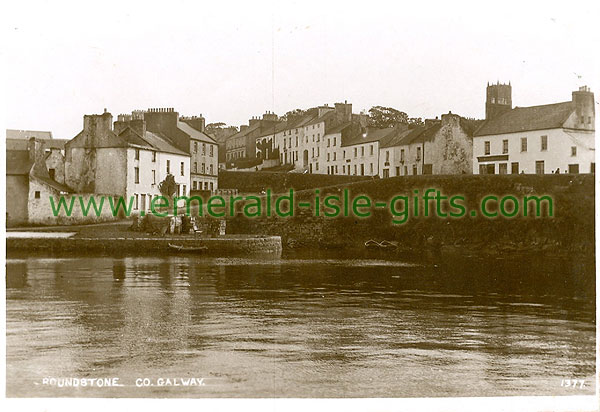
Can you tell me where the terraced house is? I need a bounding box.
[473,84,595,174]
[143,108,219,192]
[66,110,190,213]
[379,113,474,177]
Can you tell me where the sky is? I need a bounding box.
[3,0,599,138]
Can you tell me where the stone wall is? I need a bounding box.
[225,174,594,255]
[6,175,29,226]
[218,170,371,193]
[28,178,123,225]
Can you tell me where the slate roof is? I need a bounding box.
[142,131,188,156]
[6,129,53,139]
[341,127,396,147]
[305,111,335,127]
[31,174,72,193]
[474,101,575,136]
[6,138,69,151]
[177,121,217,144]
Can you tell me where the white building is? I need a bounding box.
[65,111,190,214]
[473,85,595,174]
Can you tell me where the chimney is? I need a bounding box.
[572,86,595,130]
[441,112,459,127]
[27,137,49,177]
[83,111,114,138]
[240,125,249,132]
[262,112,278,122]
[334,102,352,123]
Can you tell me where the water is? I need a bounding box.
[5,251,596,398]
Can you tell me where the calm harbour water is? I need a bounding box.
[5,250,596,398]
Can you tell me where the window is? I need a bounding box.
[361,164,365,176]
[202,163,205,174]
[180,162,184,176]
[315,162,319,171]
[541,135,548,151]
[502,140,508,154]
[521,137,527,152]
[210,145,214,157]
[370,163,374,174]
[134,167,139,183]
[48,168,55,180]
[152,170,156,184]
[416,147,422,161]
[354,148,357,157]
[333,137,336,146]
[385,151,390,162]
[202,143,206,155]
[511,162,519,174]
[327,153,330,161]
[194,162,198,173]
[193,181,197,190]
[152,151,156,162]
[134,194,139,210]
[194,142,198,153]
[34,191,40,199]
[395,166,400,176]
[484,141,490,155]
[333,152,336,161]
[361,147,365,156]
[354,165,357,175]
[499,163,508,174]
[571,146,577,157]
[182,185,186,195]
[327,139,330,148]
[296,137,298,147]
[370,145,374,156]
[167,160,171,174]
[135,149,140,160]
[568,164,579,174]
[210,164,213,174]
[400,149,405,162]
[383,169,389,178]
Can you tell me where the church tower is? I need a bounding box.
[486,81,512,120]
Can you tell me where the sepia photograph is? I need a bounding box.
[1,1,598,411]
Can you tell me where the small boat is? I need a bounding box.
[168,243,208,252]
[364,240,399,250]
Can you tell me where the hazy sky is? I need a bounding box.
[3,0,598,138]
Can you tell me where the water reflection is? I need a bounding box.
[5,251,596,398]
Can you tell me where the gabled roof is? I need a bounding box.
[227,122,262,140]
[177,121,216,144]
[142,131,189,156]
[6,138,69,151]
[6,129,53,139]
[325,122,352,135]
[304,111,335,127]
[6,150,33,175]
[341,127,396,147]
[31,173,72,193]
[379,123,442,148]
[474,101,575,137]
[116,128,154,148]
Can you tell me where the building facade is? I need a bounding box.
[473,85,595,174]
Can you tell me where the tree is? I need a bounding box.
[158,174,177,199]
[368,106,409,128]
[408,117,424,128]
[281,109,306,122]
[206,122,227,129]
